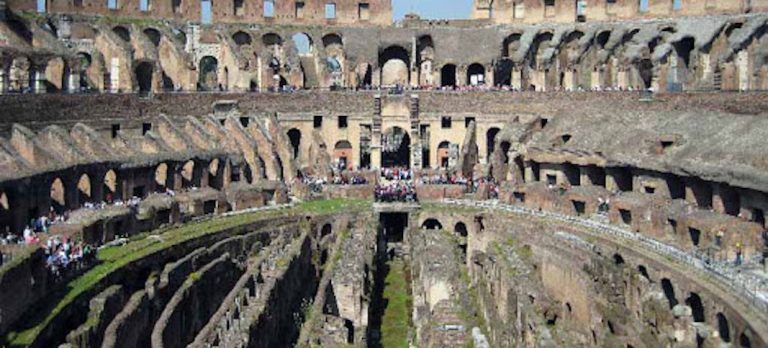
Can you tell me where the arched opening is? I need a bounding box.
[112,26,131,42]
[467,63,486,86]
[181,160,196,189]
[669,37,695,90]
[256,157,268,180]
[421,218,443,230]
[357,63,372,87]
[334,140,353,170]
[77,174,92,204]
[198,56,219,91]
[75,52,92,89]
[135,62,154,92]
[499,141,511,164]
[661,278,678,309]
[208,159,223,190]
[638,265,650,281]
[321,223,332,238]
[379,45,410,87]
[486,127,500,160]
[438,141,451,168]
[740,333,751,348]
[232,31,252,46]
[503,33,522,58]
[143,28,161,47]
[155,163,169,192]
[416,35,435,86]
[50,177,66,213]
[322,33,343,48]
[685,293,705,323]
[596,31,611,49]
[455,222,467,237]
[287,129,301,159]
[441,64,457,87]
[494,59,513,87]
[262,33,283,47]
[716,313,731,343]
[638,59,653,89]
[104,170,118,202]
[243,164,254,184]
[292,33,313,55]
[613,253,625,265]
[381,127,410,168]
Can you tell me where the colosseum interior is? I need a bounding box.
[0,0,767,347]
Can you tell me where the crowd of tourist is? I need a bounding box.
[417,172,469,186]
[375,181,417,203]
[43,235,96,279]
[331,173,368,185]
[381,167,412,181]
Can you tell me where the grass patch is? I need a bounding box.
[380,259,412,348]
[6,199,370,346]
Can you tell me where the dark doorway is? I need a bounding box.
[382,127,410,168]
[380,212,408,243]
[135,62,153,92]
[287,128,301,159]
[441,64,457,87]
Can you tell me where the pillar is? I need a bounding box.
[67,72,78,93]
[33,66,47,94]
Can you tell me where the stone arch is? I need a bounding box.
[198,56,219,91]
[135,62,154,92]
[381,126,410,168]
[208,158,224,190]
[503,33,522,58]
[155,163,169,191]
[143,28,161,47]
[181,160,196,188]
[417,35,435,86]
[77,173,92,204]
[334,140,353,169]
[685,292,705,323]
[379,45,410,86]
[320,223,332,238]
[486,127,500,159]
[716,312,731,343]
[467,63,486,86]
[499,140,511,164]
[454,222,467,237]
[244,164,254,184]
[670,37,695,89]
[50,177,66,212]
[596,31,611,49]
[322,33,343,48]
[530,31,554,69]
[287,128,301,159]
[661,278,678,309]
[262,33,283,47]
[421,218,443,230]
[292,32,313,55]
[441,64,457,87]
[112,25,131,42]
[104,169,118,201]
[437,140,451,168]
[638,59,653,89]
[232,31,252,46]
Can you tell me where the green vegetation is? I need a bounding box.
[0,245,37,278]
[6,198,370,346]
[380,259,412,348]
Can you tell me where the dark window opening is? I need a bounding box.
[573,201,586,216]
[314,115,323,128]
[142,122,152,135]
[546,174,557,186]
[514,192,526,203]
[132,185,145,198]
[295,1,305,17]
[540,118,549,129]
[644,186,656,194]
[717,313,731,343]
[239,117,250,128]
[752,208,765,226]
[203,200,216,214]
[465,117,475,128]
[688,228,701,247]
[661,278,678,309]
[111,124,121,138]
[338,116,348,129]
[441,116,452,129]
[685,293,705,323]
[619,209,632,225]
[638,265,650,280]
[613,253,625,265]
